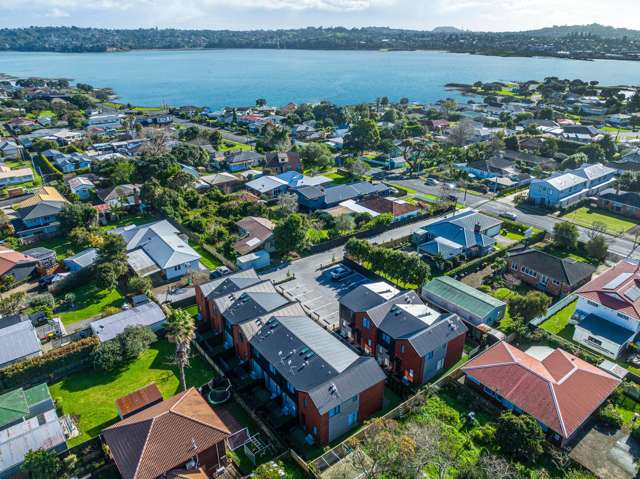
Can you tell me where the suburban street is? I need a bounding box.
[391,177,640,260]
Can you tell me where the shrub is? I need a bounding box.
[30,293,55,309]
[92,340,123,371]
[495,411,545,462]
[597,403,624,428]
[127,274,152,295]
[631,426,640,442]
[469,423,496,446]
[92,326,156,371]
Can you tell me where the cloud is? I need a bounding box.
[46,8,70,17]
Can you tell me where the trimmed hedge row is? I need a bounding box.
[38,153,64,181]
[0,336,99,392]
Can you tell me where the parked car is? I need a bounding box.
[499,211,518,221]
[330,266,352,281]
[210,266,231,279]
[425,178,440,186]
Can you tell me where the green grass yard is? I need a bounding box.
[561,207,637,235]
[101,212,152,231]
[19,235,76,260]
[540,300,577,340]
[192,244,222,270]
[57,283,125,325]
[218,140,251,152]
[50,340,213,446]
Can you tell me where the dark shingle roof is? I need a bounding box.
[339,284,398,313]
[509,249,596,286]
[408,315,468,357]
[199,269,261,300]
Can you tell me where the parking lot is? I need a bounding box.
[263,260,371,329]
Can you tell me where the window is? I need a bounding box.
[348,412,358,426]
[399,344,405,353]
[511,262,518,271]
[287,382,295,394]
[352,395,358,403]
[269,364,276,374]
[618,313,630,321]
[427,351,434,360]
[329,405,341,417]
[312,426,318,436]
[368,339,372,347]
[303,398,308,408]
[587,300,599,308]
[408,369,414,378]
[381,333,391,343]
[587,336,603,346]
[363,318,370,329]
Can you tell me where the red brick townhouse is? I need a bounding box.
[462,342,620,446]
[507,248,596,297]
[339,285,467,385]
[249,314,386,445]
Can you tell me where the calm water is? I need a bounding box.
[2,49,640,109]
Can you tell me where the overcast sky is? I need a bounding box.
[1,0,639,31]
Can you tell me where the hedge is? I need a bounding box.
[0,336,99,392]
[38,153,64,181]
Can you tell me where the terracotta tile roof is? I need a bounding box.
[115,383,163,418]
[576,259,640,321]
[0,246,36,276]
[103,388,231,479]
[358,197,420,217]
[462,342,620,439]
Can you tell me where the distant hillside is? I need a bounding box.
[1,25,640,61]
[523,23,640,39]
[432,26,465,34]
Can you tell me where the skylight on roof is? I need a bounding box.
[625,286,640,302]
[604,272,632,290]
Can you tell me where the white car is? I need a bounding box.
[499,211,518,221]
[425,178,440,186]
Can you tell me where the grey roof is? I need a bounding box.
[226,151,263,164]
[214,281,289,326]
[0,320,41,366]
[339,283,399,313]
[238,302,307,342]
[18,201,65,221]
[90,302,166,342]
[449,211,503,232]
[22,247,55,259]
[250,315,385,414]
[366,291,423,328]
[578,314,636,346]
[508,249,596,286]
[599,189,640,208]
[64,247,97,269]
[424,222,496,249]
[466,157,514,173]
[112,220,200,270]
[408,314,468,357]
[199,269,261,300]
[296,181,389,206]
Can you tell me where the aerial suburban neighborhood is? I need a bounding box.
[1,53,640,479]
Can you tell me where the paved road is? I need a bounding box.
[392,177,640,260]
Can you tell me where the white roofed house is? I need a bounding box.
[111,220,202,281]
[90,302,166,342]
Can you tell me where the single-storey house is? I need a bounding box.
[462,342,620,446]
[68,176,95,200]
[0,165,33,186]
[102,388,232,479]
[112,220,201,280]
[295,181,391,210]
[224,150,263,172]
[90,301,166,342]
[236,250,270,271]
[0,315,42,368]
[357,197,421,222]
[64,247,98,272]
[507,249,596,297]
[0,384,67,478]
[233,216,275,256]
[422,276,506,327]
[198,172,242,194]
[0,246,38,283]
[597,189,640,219]
[97,184,141,209]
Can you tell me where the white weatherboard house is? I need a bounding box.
[111,220,202,280]
[573,259,640,359]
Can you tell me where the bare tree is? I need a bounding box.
[141,127,170,155]
[477,453,521,479]
[404,420,465,479]
[277,193,298,217]
[448,119,475,147]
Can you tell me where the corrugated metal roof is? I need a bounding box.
[0,320,41,367]
[90,302,166,342]
[423,276,505,320]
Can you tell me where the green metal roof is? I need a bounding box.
[0,383,52,428]
[0,389,29,428]
[423,276,506,320]
[24,383,51,406]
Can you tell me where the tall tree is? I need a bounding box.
[21,449,62,479]
[553,222,579,251]
[344,119,380,155]
[165,308,196,392]
[273,213,308,253]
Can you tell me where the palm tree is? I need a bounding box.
[165,308,196,392]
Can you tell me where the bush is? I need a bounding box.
[631,426,640,441]
[92,340,123,371]
[30,293,55,309]
[92,326,156,371]
[597,403,624,428]
[127,275,152,295]
[0,337,99,392]
[469,423,496,446]
[495,411,545,463]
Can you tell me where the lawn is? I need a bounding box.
[132,106,164,111]
[192,244,222,270]
[540,300,577,340]
[57,283,125,325]
[218,140,251,152]
[325,172,352,185]
[537,244,592,264]
[561,207,637,235]
[101,212,153,231]
[50,340,213,446]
